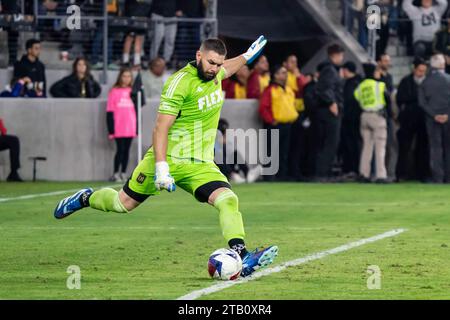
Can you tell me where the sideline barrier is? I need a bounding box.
[0,98,261,181]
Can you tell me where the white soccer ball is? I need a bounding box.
[207,248,242,280]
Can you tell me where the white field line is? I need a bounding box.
[0,184,122,203]
[177,228,407,300]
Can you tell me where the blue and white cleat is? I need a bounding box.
[54,188,93,219]
[241,245,279,277]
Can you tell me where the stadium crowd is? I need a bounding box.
[341,0,449,64]
[1,0,450,185]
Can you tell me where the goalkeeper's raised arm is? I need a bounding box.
[223,35,267,79]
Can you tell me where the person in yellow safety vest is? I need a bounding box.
[354,63,392,184]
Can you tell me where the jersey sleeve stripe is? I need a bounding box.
[165,72,184,97]
[167,72,187,98]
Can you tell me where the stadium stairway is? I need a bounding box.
[300,0,370,74]
[304,0,412,88]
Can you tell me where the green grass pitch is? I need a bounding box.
[0,181,449,299]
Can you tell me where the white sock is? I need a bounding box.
[134,53,141,65]
[123,53,130,63]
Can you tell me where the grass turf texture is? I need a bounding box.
[0,182,449,299]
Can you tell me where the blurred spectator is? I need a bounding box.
[284,54,311,181]
[175,0,205,65]
[13,39,46,97]
[259,65,299,181]
[396,58,429,181]
[37,0,59,38]
[398,0,414,55]
[214,118,263,184]
[0,0,19,64]
[247,55,270,99]
[402,0,448,59]
[0,77,39,97]
[377,53,394,93]
[222,65,250,99]
[106,68,137,182]
[418,54,450,183]
[50,57,101,98]
[142,57,167,98]
[122,0,153,68]
[284,54,310,112]
[341,0,368,48]
[340,61,363,178]
[372,0,393,56]
[313,44,345,181]
[354,63,392,183]
[150,0,182,66]
[377,53,397,181]
[433,10,450,73]
[303,65,327,179]
[0,118,23,182]
[91,0,119,70]
[55,1,92,60]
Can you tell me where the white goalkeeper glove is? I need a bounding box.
[243,35,267,64]
[154,161,176,192]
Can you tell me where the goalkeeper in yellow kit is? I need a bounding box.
[54,36,278,277]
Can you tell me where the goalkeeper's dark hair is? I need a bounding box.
[200,38,227,56]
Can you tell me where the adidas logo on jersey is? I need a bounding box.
[198,89,224,111]
[196,87,204,92]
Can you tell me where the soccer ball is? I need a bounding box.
[207,248,242,280]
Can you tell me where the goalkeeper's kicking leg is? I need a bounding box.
[53,187,141,219]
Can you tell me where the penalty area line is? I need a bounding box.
[176,228,407,300]
[0,184,122,203]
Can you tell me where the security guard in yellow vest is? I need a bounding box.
[354,63,392,183]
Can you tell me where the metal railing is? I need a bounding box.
[0,0,218,84]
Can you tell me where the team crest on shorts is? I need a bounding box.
[136,173,146,184]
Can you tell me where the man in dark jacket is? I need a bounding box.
[396,58,429,181]
[340,61,363,178]
[13,39,46,97]
[419,54,450,183]
[313,44,345,181]
[302,64,326,179]
[50,58,101,98]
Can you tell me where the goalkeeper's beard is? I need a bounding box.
[197,60,216,82]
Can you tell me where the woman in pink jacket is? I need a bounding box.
[106,68,136,182]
